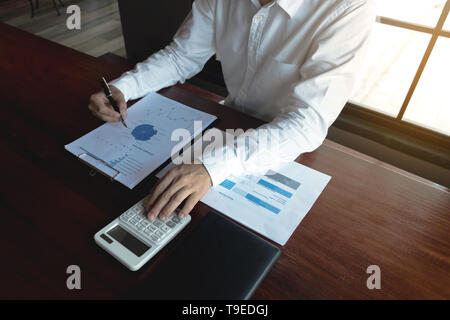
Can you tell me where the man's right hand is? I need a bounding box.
[88,85,128,122]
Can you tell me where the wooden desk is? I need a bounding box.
[0,23,449,299]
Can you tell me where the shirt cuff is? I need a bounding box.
[199,144,243,186]
[109,78,131,102]
[200,157,231,187]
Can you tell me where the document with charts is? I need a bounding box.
[65,92,217,189]
[201,162,331,245]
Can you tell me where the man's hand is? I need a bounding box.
[145,164,212,221]
[88,85,127,122]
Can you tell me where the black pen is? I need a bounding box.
[99,77,128,128]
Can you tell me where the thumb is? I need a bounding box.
[110,85,127,118]
[118,100,127,119]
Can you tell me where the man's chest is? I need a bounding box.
[214,1,326,66]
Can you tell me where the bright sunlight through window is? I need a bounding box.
[350,0,450,136]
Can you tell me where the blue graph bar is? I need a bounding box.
[219,179,236,190]
[245,194,280,214]
[258,179,293,198]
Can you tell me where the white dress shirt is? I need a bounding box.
[111,0,375,186]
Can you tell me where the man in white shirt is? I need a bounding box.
[88,0,375,221]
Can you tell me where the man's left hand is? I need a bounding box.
[145,164,212,221]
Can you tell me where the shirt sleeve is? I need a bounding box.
[201,0,376,186]
[110,0,216,102]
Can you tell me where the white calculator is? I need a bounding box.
[94,198,191,271]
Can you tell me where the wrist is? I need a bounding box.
[200,163,213,188]
[109,79,129,102]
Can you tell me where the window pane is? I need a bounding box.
[377,0,447,28]
[350,24,431,116]
[444,8,450,31]
[403,37,450,135]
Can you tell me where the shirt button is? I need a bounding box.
[256,15,263,21]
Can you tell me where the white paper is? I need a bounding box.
[156,129,331,245]
[65,92,217,189]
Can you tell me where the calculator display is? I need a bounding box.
[107,225,150,257]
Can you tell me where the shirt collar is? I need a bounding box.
[251,0,303,19]
[276,0,303,18]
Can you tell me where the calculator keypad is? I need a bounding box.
[119,202,184,244]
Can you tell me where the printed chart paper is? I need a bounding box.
[65,92,217,189]
[201,162,331,245]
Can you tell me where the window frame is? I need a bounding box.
[352,1,450,126]
[337,1,450,169]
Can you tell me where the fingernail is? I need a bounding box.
[148,213,155,220]
[179,212,186,218]
[161,215,167,221]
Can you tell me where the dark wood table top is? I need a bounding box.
[0,23,449,299]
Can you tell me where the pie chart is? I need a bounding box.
[131,124,158,141]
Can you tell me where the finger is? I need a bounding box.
[118,100,128,119]
[148,181,186,220]
[159,187,192,220]
[145,169,179,212]
[97,104,120,120]
[90,108,119,122]
[90,109,117,122]
[89,95,120,120]
[144,186,157,213]
[89,94,108,112]
[179,193,200,218]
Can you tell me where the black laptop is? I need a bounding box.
[127,211,281,300]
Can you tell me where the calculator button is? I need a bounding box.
[132,206,142,213]
[155,230,165,238]
[128,212,138,218]
[166,221,176,228]
[137,211,147,218]
[140,220,150,227]
[166,213,175,219]
[129,217,140,225]
[161,225,170,233]
[148,225,158,232]
[120,215,130,222]
[150,235,160,243]
[171,216,181,223]
[144,228,151,236]
[153,220,163,227]
[136,224,145,231]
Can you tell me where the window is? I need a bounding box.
[350,0,450,136]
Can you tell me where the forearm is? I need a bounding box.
[201,106,327,186]
[110,43,203,101]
